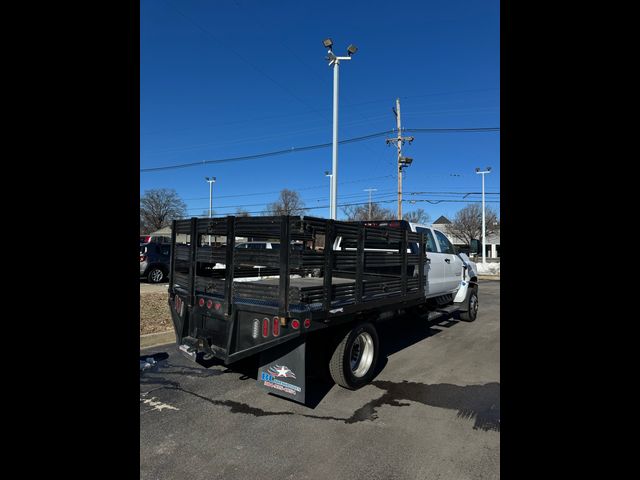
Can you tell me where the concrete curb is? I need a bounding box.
[140,330,175,350]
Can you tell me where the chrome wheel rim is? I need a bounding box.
[150,269,163,282]
[350,332,374,378]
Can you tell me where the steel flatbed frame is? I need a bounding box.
[168,215,426,364]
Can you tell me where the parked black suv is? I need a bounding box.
[140,243,171,283]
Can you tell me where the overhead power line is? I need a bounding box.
[140,127,500,173]
[182,189,499,212]
[192,198,500,217]
[404,127,500,133]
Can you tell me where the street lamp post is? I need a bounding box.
[324,171,333,218]
[475,167,491,265]
[205,176,216,245]
[323,38,357,220]
[364,188,377,220]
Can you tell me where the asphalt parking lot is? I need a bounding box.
[140,280,500,480]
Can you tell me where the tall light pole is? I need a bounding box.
[324,171,333,218]
[475,167,491,265]
[205,176,216,245]
[324,38,357,220]
[364,188,377,220]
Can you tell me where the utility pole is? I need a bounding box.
[364,188,377,220]
[386,98,414,219]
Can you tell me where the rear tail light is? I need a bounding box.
[262,318,269,337]
[272,317,280,336]
[140,255,146,262]
[198,298,205,307]
[214,302,221,310]
[291,319,300,329]
[206,299,213,309]
[303,318,311,328]
[252,319,260,339]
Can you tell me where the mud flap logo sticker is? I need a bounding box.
[267,365,296,379]
[261,370,301,396]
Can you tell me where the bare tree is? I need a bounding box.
[403,208,430,224]
[201,209,216,218]
[343,202,395,221]
[266,189,306,216]
[140,189,187,233]
[448,203,499,247]
[235,208,250,217]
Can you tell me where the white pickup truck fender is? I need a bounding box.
[453,253,478,303]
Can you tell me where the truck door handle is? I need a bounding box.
[444,258,450,263]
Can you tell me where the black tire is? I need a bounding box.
[147,267,165,284]
[329,322,379,390]
[458,286,479,322]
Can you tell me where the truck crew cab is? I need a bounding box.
[167,215,478,404]
[364,219,478,317]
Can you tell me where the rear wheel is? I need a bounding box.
[329,322,379,389]
[458,286,479,322]
[147,267,165,283]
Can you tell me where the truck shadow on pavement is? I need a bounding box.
[349,380,500,432]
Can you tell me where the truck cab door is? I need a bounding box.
[433,229,463,292]
[415,227,447,295]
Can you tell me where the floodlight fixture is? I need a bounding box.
[347,44,358,56]
[323,38,333,50]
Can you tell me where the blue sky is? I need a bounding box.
[140,0,500,221]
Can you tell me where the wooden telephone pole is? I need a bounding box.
[386,98,414,219]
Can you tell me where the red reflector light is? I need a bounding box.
[304,318,311,328]
[214,302,221,310]
[262,318,269,337]
[291,319,300,329]
[273,317,280,336]
[140,255,146,262]
[206,299,213,309]
[198,298,205,307]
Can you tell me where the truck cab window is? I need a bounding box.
[415,227,437,253]
[434,230,455,254]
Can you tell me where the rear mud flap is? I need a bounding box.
[257,337,306,404]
